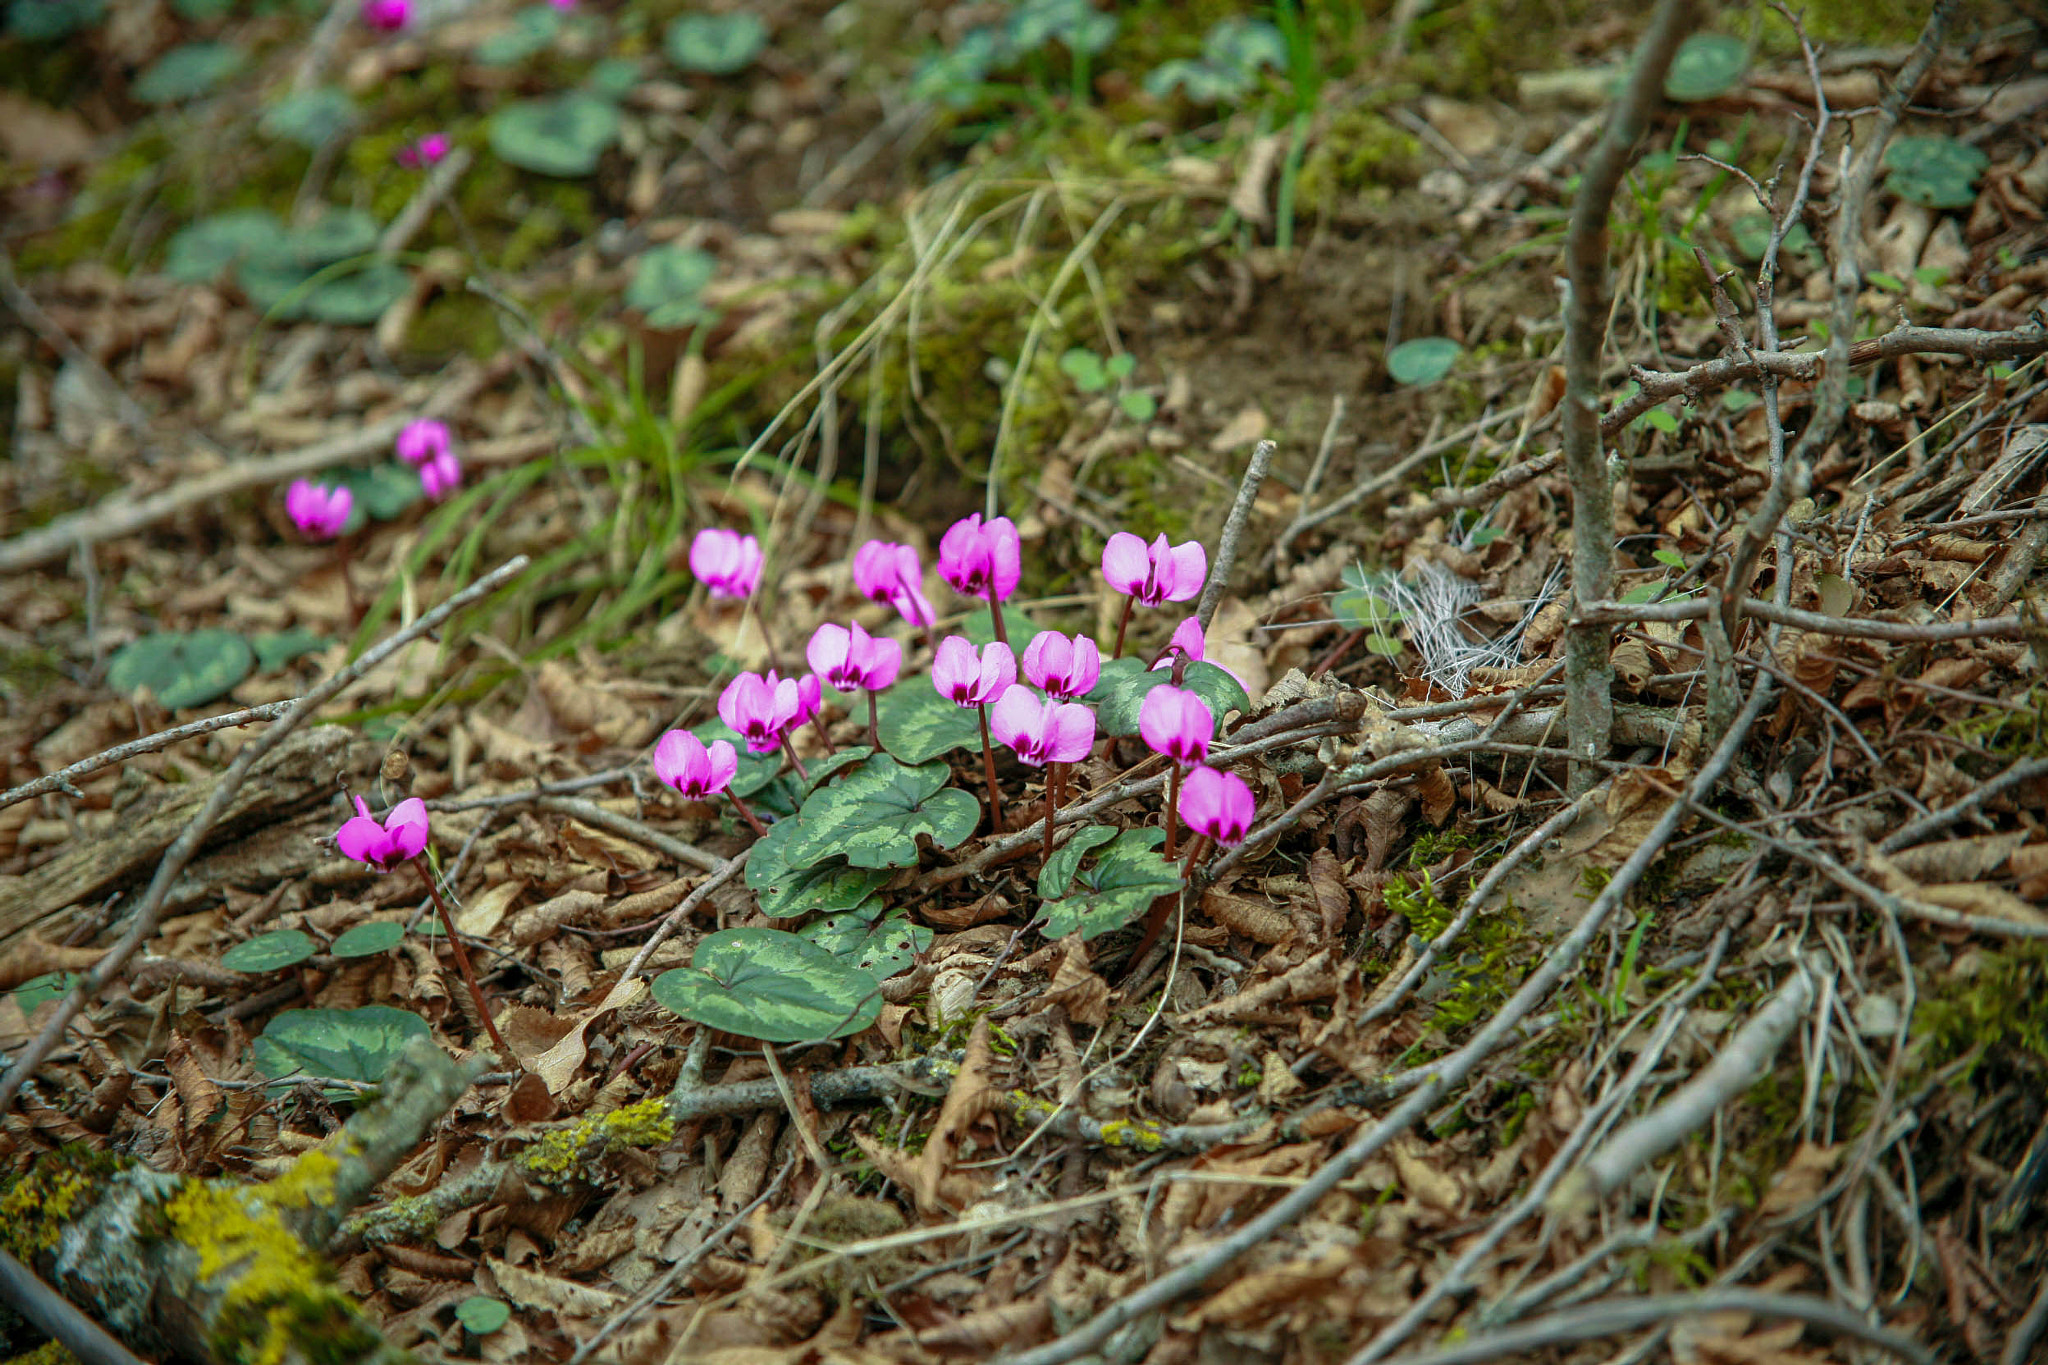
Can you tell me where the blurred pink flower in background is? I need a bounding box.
[285,480,352,540]
[689,528,762,599]
[395,418,451,468]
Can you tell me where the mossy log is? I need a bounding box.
[1,1039,481,1365]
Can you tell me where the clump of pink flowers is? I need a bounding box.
[396,133,450,169]
[395,418,461,501]
[1103,531,1206,657]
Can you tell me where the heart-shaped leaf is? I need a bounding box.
[875,684,982,765]
[1386,337,1462,387]
[303,262,411,325]
[252,627,331,674]
[252,1006,434,1085]
[1038,826,1180,940]
[1663,33,1746,101]
[665,12,768,74]
[625,244,716,328]
[773,754,980,869]
[330,921,405,958]
[798,900,932,980]
[11,973,78,1014]
[221,929,317,973]
[652,928,879,1042]
[108,629,255,709]
[454,1297,511,1335]
[1037,824,1119,902]
[1203,16,1286,80]
[331,462,422,526]
[1084,657,1248,739]
[260,87,355,148]
[745,814,894,917]
[1884,136,1988,210]
[490,93,620,177]
[164,210,287,285]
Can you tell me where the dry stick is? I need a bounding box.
[1560,0,1698,793]
[1364,1291,1933,1365]
[1195,438,1276,632]
[0,366,496,574]
[1000,674,1777,1365]
[0,555,530,1118]
[1577,594,2031,642]
[1289,409,1527,540]
[612,848,752,988]
[1387,449,1559,525]
[1600,324,2048,434]
[0,700,301,811]
[1879,755,2048,852]
[0,1247,151,1365]
[1569,963,1817,1201]
[1719,0,1955,646]
[532,794,723,872]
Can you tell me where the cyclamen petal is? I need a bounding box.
[335,794,430,868]
[419,450,462,501]
[1138,684,1212,766]
[1102,531,1207,607]
[395,418,450,468]
[286,479,352,540]
[932,636,1014,707]
[689,528,763,599]
[653,729,737,799]
[937,514,1021,602]
[1181,765,1255,845]
[719,671,801,752]
[988,686,1095,767]
[1021,630,1101,699]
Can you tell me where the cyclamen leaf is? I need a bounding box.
[1037,827,1181,941]
[798,901,932,980]
[773,754,980,870]
[1084,658,1249,739]
[252,1006,433,1086]
[108,630,255,709]
[221,929,317,973]
[330,922,405,958]
[745,815,893,918]
[652,928,880,1042]
[1037,825,1119,904]
[875,684,982,765]
[455,1297,511,1335]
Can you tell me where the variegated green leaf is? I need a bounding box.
[745,815,893,917]
[1037,825,1119,903]
[652,928,880,1042]
[1084,658,1249,738]
[776,754,980,869]
[1038,826,1180,940]
[797,899,932,980]
[875,684,981,765]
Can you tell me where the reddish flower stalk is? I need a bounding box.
[1163,763,1182,859]
[726,790,769,839]
[413,859,513,1059]
[976,705,1004,835]
[1111,594,1135,659]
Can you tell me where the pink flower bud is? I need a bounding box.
[1020,630,1101,700]
[397,133,451,168]
[335,795,429,868]
[937,514,1021,603]
[1181,766,1254,845]
[285,479,352,541]
[652,729,738,800]
[689,527,762,599]
[1102,531,1206,607]
[361,0,409,30]
[1138,684,1212,767]
[931,636,1015,707]
[395,418,451,468]
[989,685,1096,767]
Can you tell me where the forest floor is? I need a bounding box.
[4,2,2048,1364]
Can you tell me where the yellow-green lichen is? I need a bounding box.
[1094,1118,1166,1151]
[516,1095,678,1183]
[0,1146,117,1260]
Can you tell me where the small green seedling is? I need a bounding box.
[625,245,716,328]
[1385,337,1462,388]
[1146,17,1285,103]
[1884,136,1987,210]
[1662,33,1746,101]
[454,1297,511,1336]
[330,922,406,958]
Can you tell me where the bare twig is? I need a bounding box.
[999,673,1776,1365]
[532,795,723,872]
[1364,1291,1933,1365]
[0,556,530,1118]
[0,700,301,812]
[1561,0,1697,791]
[1196,439,1276,631]
[1879,756,2048,852]
[1577,595,2031,642]
[0,1248,151,1365]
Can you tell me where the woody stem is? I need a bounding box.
[1112,596,1134,660]
[725,790,770,839]
[977,706,1005,835]
[1163,764,1182,860]
[986,590,1009,650]
[867,690,882,754]
[413,857,513,1060]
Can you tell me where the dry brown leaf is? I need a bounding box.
[489,1256,620,1317]
[532,977,645,1096]
[457,879,527,938]
[1883,830,2027,883]
[1041,935,1109,1027]
[1173,1249,1350,1330]
[1389,1135,1466,1215]
[915,1298,1052,1353]
[1755,1142,1840,1220]
[1306,847,1348,946]
[911,1017,1000,1216]
[1202,889,1293,945]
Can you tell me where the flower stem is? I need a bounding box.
[413,857,513,1060]
[867,690,883,754]
[1179,832,1211,882]
[726,790,769,839]
[1042,762,1058,867]
[976,705,1005,834]
[780,737,811,783]
[986,589,1009,650]
[1112,595,1134,660]
[1163,763,1182,860]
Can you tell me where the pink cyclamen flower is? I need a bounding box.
[795,672,824,726]
[335,795,429,868]
[989,685,1096,767]
[1139,684,1213,766]
[808,621,902,693]
[1021,630,1101,700]
[361,0,408,30]
[419,450,462,502]
[932,636,1015,707]
[1153,616,1206,669]
[852,540,935,628]
[689,527,763,600]
[937,514,1021,603]
[718,670,804,753]
[652,730,738,800]
[286,479,352,541]
[1181,766,1254,845]
[396,133,451,169]
[395,418,451,468]
[1102,532,1207,607]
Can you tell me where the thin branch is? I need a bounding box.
[1561,0,1697,790]
[1879,756,2048,852]
[1000,674,1776,1365]
[0,556,531,1118]
[532,795,723,872]
[1577,595,2030,642]
[0,1248,152,1365]
[1,700,301,812]
[1363,1291,1933,1365]
[1601,324,2048,433]
[1196,439,1276,631]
